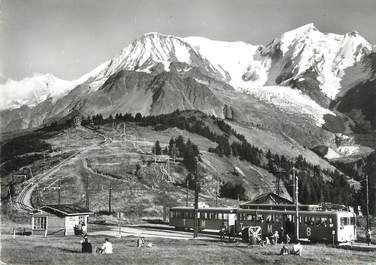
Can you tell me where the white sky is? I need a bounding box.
[1,0,376,81]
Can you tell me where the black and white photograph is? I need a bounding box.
[1,0,376,264]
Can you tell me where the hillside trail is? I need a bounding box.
[14,126,109,212]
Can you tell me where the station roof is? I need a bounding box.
[38,204,94,217]
[242,192,293,205]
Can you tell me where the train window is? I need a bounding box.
[210,213,217,220]
[247,214,255,221]
[218,213,223,219]
[340,217,345,226]
[266,215,272,223]
[287,215,293,222]
[257,214,264,222]
[320,217,328,227]
[328,217,333,227]
[201,212,206,219]
[274,215,282,223]
[224,213,229,220]
[305,216,314,226]
[350,217,355,225]
[343,218,349,225]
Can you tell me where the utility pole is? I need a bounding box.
[366,174,370,244]
[293,167,299,242]
[28,167,34,179]
[43,152,46,170]
[66,128,70,146]
[186,178,189,207]
[85,174,89,209]
[173,143,176,163]
[215,178,219,207]
[154,144,157,164]
[108,181,112,214]
[57,180,61,205]
[193,157,199,238]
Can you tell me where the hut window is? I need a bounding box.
[34,217,47,229]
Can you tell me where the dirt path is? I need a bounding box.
[14,126,108,212]
[15,150,82,211]
[90,224,220,241]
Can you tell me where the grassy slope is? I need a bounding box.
[2,235,376,265]
[16,122,282,220]
[228,121,337,171]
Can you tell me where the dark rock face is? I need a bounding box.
[311,145,329,158]
[337,79,376,131]
[223,105,233,120]
[0,69,226,132]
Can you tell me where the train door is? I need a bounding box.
[285,214,294,237]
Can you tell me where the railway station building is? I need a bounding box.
[242,192,293,206]
[31,204,93,236]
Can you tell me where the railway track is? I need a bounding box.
[14,151,81,212]
[14,126,111,213]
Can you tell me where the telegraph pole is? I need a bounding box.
[366,174,370,243]
[173,143,176,163]
[293,167,299,242]
[85,174,90,209]
[193,157,199,238]
[108,181,112,214]
[186,178,189,207]
[57,180,61,205]
[215,178,219,207]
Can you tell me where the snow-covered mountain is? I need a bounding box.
[0,74,73,111]
[262,23,372,100]
[87,32,223,91]
[0,60,110,111]
[1,24,375,139]
[183,36,270,88]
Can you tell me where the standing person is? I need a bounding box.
[279,227,285,243]
[366,230,371,246]
[272,230,279,245]
[219,222,226,242]
[286,234,291,244]
[98,238,113,254]
[81,235,92,253]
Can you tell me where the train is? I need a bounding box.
[169,206,357,243]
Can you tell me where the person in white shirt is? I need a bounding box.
[100,238,113,254]
[291,242,302,256]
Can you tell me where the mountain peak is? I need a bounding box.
[297,22,318,32]
[284,23,319,37]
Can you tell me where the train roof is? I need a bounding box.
[170,207,236,212]
[170,207,354,216]
[238,208,355,216]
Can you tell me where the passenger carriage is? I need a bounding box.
[169,207,356,243]
[169,207,237,231]
[237,209,356,243]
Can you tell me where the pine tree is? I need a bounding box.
[183,144,197,173]
[135,112,142,122]
[154,140,162,155]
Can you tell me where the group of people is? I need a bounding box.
[74,221,87,235]
[81,235,113,254]
[137,237,153,248]
[270,227,291,245]
[280,242,303,256]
